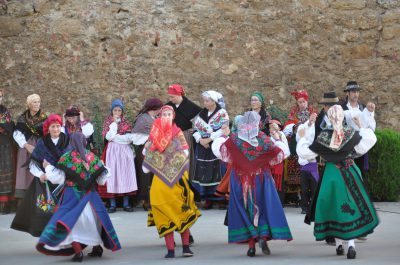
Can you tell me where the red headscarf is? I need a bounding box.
[290,90,309,101]
[148,106,181,153]
[168,84,185,96]
[43,114,63,136]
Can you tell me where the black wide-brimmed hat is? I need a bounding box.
[344,81,362,92]
[65,105,80,117]
[318,92,340,106]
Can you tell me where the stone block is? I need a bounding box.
[382,25,400,40]
[6,1,34,17]
[331,0,366,10]
[382,9,400,25]
[0,17,24,37]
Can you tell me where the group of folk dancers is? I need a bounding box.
[0,81,379,261]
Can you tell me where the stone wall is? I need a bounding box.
[1,0,399,130]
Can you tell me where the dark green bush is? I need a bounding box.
[366,128,400,201]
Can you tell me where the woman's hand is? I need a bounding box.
[79,111,85,121]
[221,125,230,136]
[24,143,35,154]
[308,113,317,126]
[200,138,211,148]
[39,174,47,183]
[271,131,281,141]
[42,159,50,169]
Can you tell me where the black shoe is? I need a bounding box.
[165,250,175,258]
[347,246,356,259]
[247,248,256,257]
[71,252,83,262]
[182,246,194,257]
[123,206,134,212]
[142,202,149,211]
[336,245,344,255]
[88,245,103,257]
[325,237,336,246]
[259,239,271,255]
[107,207,116,213]
[189,235,194,246]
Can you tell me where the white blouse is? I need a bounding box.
[344,103,376,131]
[105,122,148,145]
[296,123,377,162]
[61,122,94,138]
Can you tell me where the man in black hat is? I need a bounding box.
[341,81,376,182]
[341,82,376,242]
[315,92,340,138]
[341,81,376,132]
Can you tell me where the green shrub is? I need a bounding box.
[267,104,288,124]
[366,129,400,201]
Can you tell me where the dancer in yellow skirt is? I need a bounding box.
[142,105,201,258]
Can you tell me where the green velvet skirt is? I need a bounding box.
[314,162,379,241]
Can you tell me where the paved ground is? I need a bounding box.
[0,202,399,265]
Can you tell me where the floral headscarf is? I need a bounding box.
[238,111,261,147]
[327,105,345,150]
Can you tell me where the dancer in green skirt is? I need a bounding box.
[297,104,378,259]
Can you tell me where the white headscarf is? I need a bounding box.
[26,94,41,109]
[327,105,345,150]
[238,111,261,147]
[202,90,226,109]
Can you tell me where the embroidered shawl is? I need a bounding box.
[15,109,47,140]
[58,150,107,192]
[31,133,72,171]
[194,107,229,138]
[101,115,132,138]
[143,132,189,188]
[0,105,14,135]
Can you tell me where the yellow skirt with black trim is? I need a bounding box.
[147,171,201,237]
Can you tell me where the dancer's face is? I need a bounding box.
[297,98,308,111]
[66,116,78,124]
[168,94,183,105]
[112,107,123,118]
[250,96,262,111]
[347,91,359,103]
[49,123,61,139]
[29,99,41,113]
[203,96,216,111]
[161,110,174,123]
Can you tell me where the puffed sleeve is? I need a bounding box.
[283,123,295,137]
[211,137,228,160]
[360,108,376,131]
[96,166,110,185]
[29,161,45,178]
[193,131,201,143]
[271,137,290,159]
[354,128,377,156]
[210,129,223,141]
[44,165,66,185]
[105,122,118,141]
[13,130,27,148]
[81,122,94,138]
[128,133,149,145]
[296,137,319,161]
